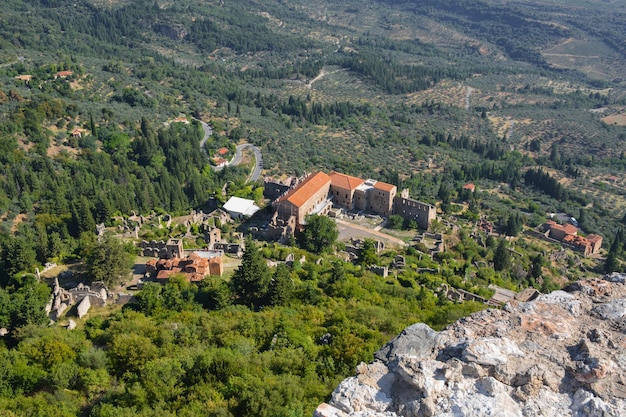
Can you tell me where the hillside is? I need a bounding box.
[1,0,626,416]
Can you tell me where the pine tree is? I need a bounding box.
[493,239,511,272]
[267,264,293,307]
[605,230,623,274]
[230,237,271,309]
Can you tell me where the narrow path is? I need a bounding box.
[507,118,515,140]
[465,86,473,111]
[307,68,347,89]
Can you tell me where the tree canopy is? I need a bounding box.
[230,237,271,309]
[84,236,134,287]
[298,215,339,254]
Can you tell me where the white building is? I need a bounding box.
[223,197,260,219]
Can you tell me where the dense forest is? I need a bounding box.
[1,0,626,415]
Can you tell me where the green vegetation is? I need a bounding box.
[298,215,339,254]
[1,0,626,414]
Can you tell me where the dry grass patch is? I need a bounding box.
[602,114,626,126]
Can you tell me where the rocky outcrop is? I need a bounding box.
[315,273,626,417]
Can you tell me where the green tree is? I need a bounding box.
[298,215,338,254]
[493,239,511,272]
[84,236,133,287]
[134,283,163,315]
[358,239,379,266]
[505,212,523,236]
[2,238,37,280]
[267,264,294,307]
[605,231,622,274]
[528,254,544,281]
[231,237,271,309]
[197,278,232,310]
[387,214,404,230]
[71,196,96,237]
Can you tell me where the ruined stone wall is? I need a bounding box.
[393,196,436,230]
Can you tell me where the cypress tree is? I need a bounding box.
[230,237,271,309]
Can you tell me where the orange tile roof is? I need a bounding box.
[278,171,331,208]
[329,171,365,191]
[547,220,578,236]
[217,147,229,155]
[463,183,476,191]
[373,180,396,193]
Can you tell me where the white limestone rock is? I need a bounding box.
[316,277,626,417]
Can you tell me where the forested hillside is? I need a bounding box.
[1,0,626,415]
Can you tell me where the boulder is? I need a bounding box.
[316,274,626,417]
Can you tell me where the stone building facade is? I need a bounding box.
[329,171,365,211]
[274,171,332,229]
[266,171,435,239]
[393,189,437,230]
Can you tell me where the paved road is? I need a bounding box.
[196,119,263,182]
[198,119,212,158]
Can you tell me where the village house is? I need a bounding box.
[463,183,476,193]
[54,70,73,79]
[212,157,228,167]
[544,220,602,256]
[172,116,190,124]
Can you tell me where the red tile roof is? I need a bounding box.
[278,171,331,208]
[217,147,229,155]
[463,183,476,192]
[547,220,578,236]
[329,171,365,191]
[373,180,396,193]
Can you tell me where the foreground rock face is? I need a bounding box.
[315,273,626,417]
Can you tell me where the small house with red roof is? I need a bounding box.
[172,116,189,124]
[212,157,228,168]
[54,70,73,79]
[463,183,476,193]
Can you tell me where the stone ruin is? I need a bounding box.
[368,265,389,278]
[46,277,109,321]
[139,238,184,258]
[213,242,244,257]
[412,232,445,255]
